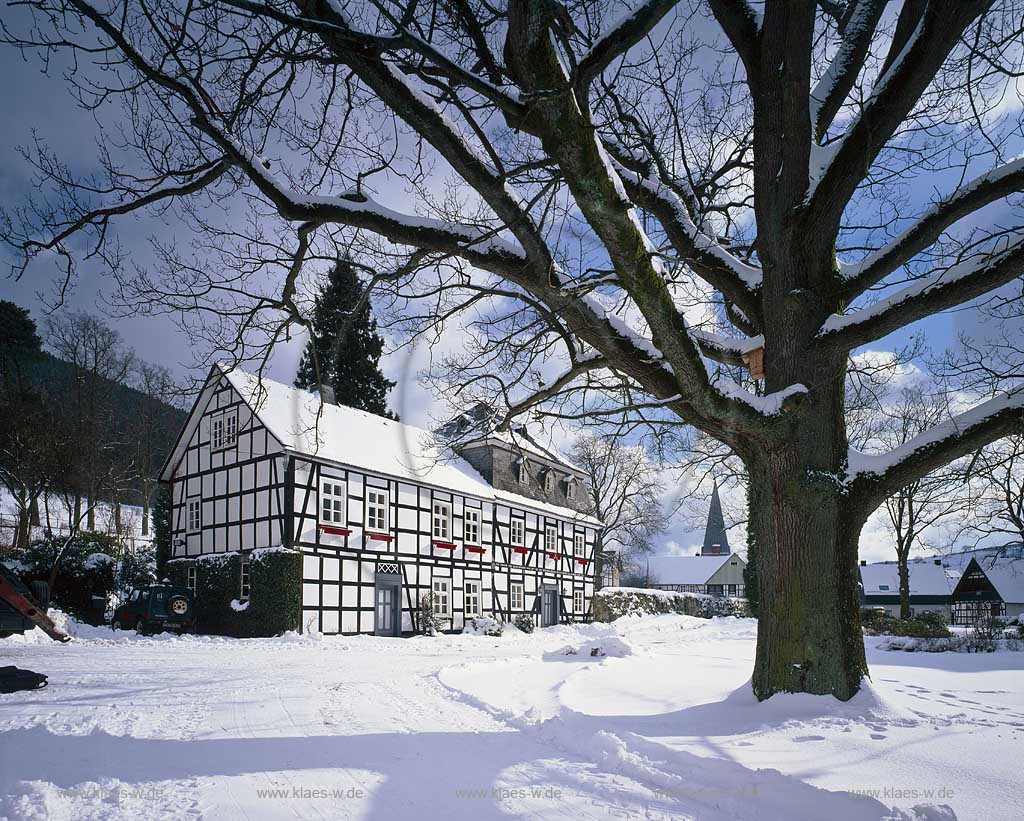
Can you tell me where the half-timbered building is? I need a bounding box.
[159,365,600,636]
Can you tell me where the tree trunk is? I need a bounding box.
[747,345,867,701]
[29,495,40,526]
[87,486,96,531]
[73,492,81,530]
[897,550,911,620]
[141,489,150,537]
[16,505,30,551]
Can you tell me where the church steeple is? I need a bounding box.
[701,482,730,556]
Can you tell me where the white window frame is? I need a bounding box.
[320,480,346,525]
[464,508,481,545]
[366,488,389,533]
[211,411,239,451]
[510,518,525,547]
[574,532,586,557]
[432,500,451,541]
[464,581,480,617]
[186,566,197,592]
[545,523,558,554]
[432,578,450,617]
[187,498,202,533]
[239,556,251,601]
[543,470,554,492]
[566,478,576,500]
[510,582,524,610]
[574,589,584,613]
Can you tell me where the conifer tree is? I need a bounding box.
[295,259,396,418]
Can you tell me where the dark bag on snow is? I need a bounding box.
[0,665,48,693]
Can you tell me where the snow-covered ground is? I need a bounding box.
[1,614,1021,820]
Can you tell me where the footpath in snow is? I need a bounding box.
[1,613,1022,820]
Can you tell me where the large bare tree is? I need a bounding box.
[3,1,1024,700]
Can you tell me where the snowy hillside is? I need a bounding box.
[1,614,1020,820]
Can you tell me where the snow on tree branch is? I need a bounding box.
[820,233,1024,349]
[847,388,1024,511]
[838,156,1024,298]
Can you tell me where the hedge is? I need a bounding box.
[167,547,301,637]
[592,586,749,622]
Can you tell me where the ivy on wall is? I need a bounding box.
[167,548,301,637]
[592,587,749,622]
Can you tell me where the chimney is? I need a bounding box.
[319,384,337,405]
[860,560,866,566]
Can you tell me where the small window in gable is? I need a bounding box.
[543,470,554,493]
[187,498,202,533]
[211,411,238,450]
[566,477,577,499]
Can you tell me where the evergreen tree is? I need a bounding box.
[153,483,172,580]
[295,258,396,418]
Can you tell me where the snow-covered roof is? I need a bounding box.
[971,558,1024,603]
[181,367,600,525]
[645,554,739,585]
[859,560,953,597]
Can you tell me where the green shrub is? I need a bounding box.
[861,608,950,638]
[513,613,535,633]
[592,587,748,622]
[167,548,301,637]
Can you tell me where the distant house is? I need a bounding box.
[950,557,1024,625]
[644,482,746,597]
[858,558,952,619]
[646,553,747,597]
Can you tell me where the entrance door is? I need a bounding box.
[541,589,559,627]
[375,583,400,636]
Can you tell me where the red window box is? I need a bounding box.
[319,524,351,537]
[466,546,486,554]
[511,546,529,555]
[574,557,589,566]
[433,540,456,550]
[366,532,394,543]
[546,552,561,560]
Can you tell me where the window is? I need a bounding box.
[432,500,451,541]
[239,557,251,600]
[432,578,450,617]
[366,489,388,532]
[516,460,529,484]
[543,471,554,492]
[878,584,890,591]
[510,518,525,547]
[574,589,584,613]
[186,566,197,592]
[545,524,558,554]
[320,481,346,524]
[465,508,481,544]
[211,412,238,450]
[566,479,576,500]
[464,581,480,617]
[574,532,585,557]
[510,582,524,610]
[187,498,201,533]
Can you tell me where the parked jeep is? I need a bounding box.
[112,585,195,634]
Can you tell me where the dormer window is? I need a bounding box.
[516,459,529,485]
[566,477,577,500]
[543,470,554,493]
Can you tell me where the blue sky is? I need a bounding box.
[1,6,1019,565]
